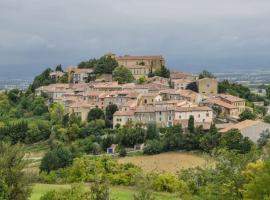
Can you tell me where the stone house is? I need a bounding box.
[196,78,218,95]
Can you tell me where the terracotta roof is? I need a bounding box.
[114,110,135,116]
[69,101,94,108]
[159,89,179,95]
[219,94,245,103]
[141,93,160,97]
[175,106,212,112]
[219,120,261,133]
[205,98,237,109]
[170,71,196,79]
[116,55,164,60]
[172,79,192,84]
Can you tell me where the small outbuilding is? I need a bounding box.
[107,144,118,154]
[134,143,145,151]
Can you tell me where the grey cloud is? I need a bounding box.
[1,0,270,78]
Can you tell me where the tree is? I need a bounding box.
[188,115,195,133]
[88,107,105,121]
[257,130,270,148]
[137,76,146,84]
[267,85,270,99]
[30,68,54,91]
[242,160,270,200]
[146,123,159,140]
[49,103,65,125]
[264,115,270,124]
[162,125,184,151]
[220,129,253,153]
[94,56,118,74]
[199,70,215,79]
[89,176,110,200]
[112,66,134,83]
[199,124,221,152]
[40,146,73,173]
[55,64,63,72]
[155,66,170,78]
[0,142,32,200]
[239,110,256,121]
[105,104,118,121]
[143,139,163,155]
[118,146,127,157]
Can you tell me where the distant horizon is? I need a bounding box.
[1,61,270,80]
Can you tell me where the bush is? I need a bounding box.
[143,140,163,155]
[118,146,127,157]
[40,146,73,173]
[152,173,182,193]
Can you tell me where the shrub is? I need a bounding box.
[143,140,163,155]
[152,173,182,193]
[40,146,73,173]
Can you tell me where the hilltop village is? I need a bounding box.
[35,53,270,144]
[2,53,270,199]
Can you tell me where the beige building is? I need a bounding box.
[66,101,95,122]
[196,78,218,95]
[174,106,213,124]
[114,55,165,79]
[137,93,162,106]
[66,67,93,84]
[172,79,192,90]
[203,97,239,118]
[218,94,245,114]
[113,110,135,128]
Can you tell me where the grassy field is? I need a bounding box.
[118,151,213,173]
[30,184,178,200]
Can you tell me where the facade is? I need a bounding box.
[174,106,213,123]
[172,79,192,90]
[218,94,245,114]
[66,101,94,122]
[137,93,162,106]
[66,67,93,84]
[203,98,239,118]
[113,110,135,128]
[196,78,218,95]
[114,55,165,79]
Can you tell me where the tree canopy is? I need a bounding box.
[112,66,135,83]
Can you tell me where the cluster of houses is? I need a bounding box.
[36,53,270,146]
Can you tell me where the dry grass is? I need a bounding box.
[118,152,213,173]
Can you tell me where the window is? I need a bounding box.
[198,114,200,118]
[206,113,209,117]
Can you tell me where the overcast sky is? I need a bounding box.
[1,0,270,78]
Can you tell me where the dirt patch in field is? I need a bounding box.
[118,152,212,173]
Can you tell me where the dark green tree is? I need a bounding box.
[220,129,253,153]
[94,56,118,74]
[55,64,63,72]
[40,146,73,173]
[188,115,195,133]
[88,107,105,121]
[239,110,256,121]
[199,70,215,79]
[155,66,170,78]
[105,104,118,121]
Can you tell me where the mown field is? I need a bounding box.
[30,184,178,200]
[118,151,213,173]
